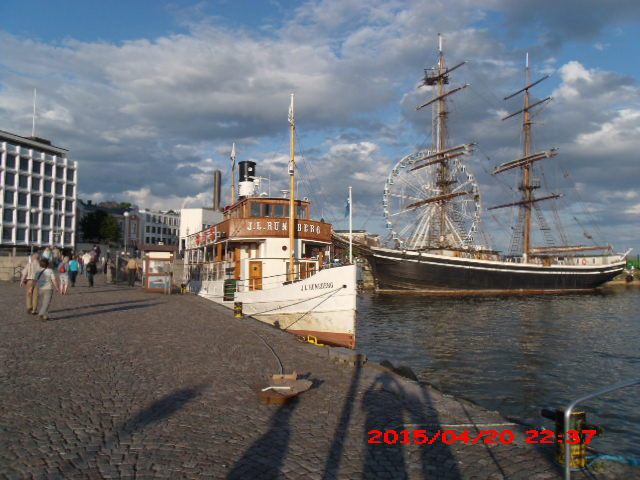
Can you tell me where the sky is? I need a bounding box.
[1,0,639,254]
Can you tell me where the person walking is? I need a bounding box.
[86,258,98,287]
[68,255,79,287]
[36,258,60,321]
[82,251,92,278]
[126,256,138,287]
[58,256,70,295]
[20,253,41,315]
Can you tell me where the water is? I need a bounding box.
[356,286,640,457]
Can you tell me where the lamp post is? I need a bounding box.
[123,211,130,255]
[30,207,38,255]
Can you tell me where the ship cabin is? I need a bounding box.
[185,197,333,292]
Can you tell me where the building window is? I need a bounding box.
[42,213,51,226]
[44,179,52,193]
[2,228,12,241]
[3,209,13,223]
[65,201,74,212]
[145,236,150,243]
[16,228,26,241]
[32,160,42,175]
[152,215,156,223]
[30,229,38,243]
[66,169,74,181]
[145,226,150,233]
[151,226,156,234]
[19,158,29,171]
[30,212,39,225]
[6,154,16,169]
[55,183,64,195]
[18,193,28,206]
[66,185,74,197]
[4,190,14,204]
[31,195,40,209]
[43,197,52,209]
[56,167,64,180]
[31,177,40,191]
[17,210,27,224]
[4,172,15,187]
[64,232,72,244]
[18,175,29,189]
[65,216,73,228]
[44,164,53,177]
[42,229,50,243]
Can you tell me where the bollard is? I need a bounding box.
[180,283,187,294]
[234,302,243,318]
[541,408,603,470]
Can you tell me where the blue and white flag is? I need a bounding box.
[344,195,350,218]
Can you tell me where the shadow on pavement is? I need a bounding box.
[227,400,299,479]
[322,363,363,480]
[49,299,150,313]
[53,385,205,477]
[50,302,164,320]
[362,373,462,480]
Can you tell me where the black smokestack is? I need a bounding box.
[213,169,222,211]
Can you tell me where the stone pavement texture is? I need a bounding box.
[1,277,637,480]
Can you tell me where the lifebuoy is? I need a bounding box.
[581,258,587,265]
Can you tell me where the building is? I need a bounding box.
[179,208,223,255]
[0,130,77,252]
[140,209,180,246]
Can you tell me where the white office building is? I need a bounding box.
[140,209,180,246]
[0,130,77,252]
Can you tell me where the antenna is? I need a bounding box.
[31,88,37,137]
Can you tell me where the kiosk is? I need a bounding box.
[140,244,177,294]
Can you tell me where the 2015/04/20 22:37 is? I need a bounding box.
[367,429,598,446]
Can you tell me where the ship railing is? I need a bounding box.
[563,377,640,480]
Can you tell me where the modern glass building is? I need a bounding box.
[0,130,77,252]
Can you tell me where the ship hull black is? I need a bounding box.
[370,248,625,293]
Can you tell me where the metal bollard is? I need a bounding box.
[234,302,243,318]
[541,408,602,470]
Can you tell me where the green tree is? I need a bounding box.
[100,215,121,244]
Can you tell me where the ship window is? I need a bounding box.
[263,203,271,217]
[250,202,261,217]
[273,204,285,217]
[297,206,306,219]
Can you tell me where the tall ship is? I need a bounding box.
[370,36,627,293]
[184,95,357,347]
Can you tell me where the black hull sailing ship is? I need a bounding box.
[370,36,627,293]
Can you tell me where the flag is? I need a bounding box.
[230,142,236,170]
[288,93,295,127]
[344,195,350,218]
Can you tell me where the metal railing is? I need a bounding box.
[564,377,640,480]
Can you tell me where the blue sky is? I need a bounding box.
[1,0,639,253]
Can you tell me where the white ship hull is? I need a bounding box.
[189,265,358,348]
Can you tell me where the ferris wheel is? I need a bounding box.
[383,148,482,250]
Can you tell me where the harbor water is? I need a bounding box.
[356,285,640,457]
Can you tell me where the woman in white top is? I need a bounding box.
[36,258,60,321]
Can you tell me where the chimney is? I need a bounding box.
[213,169,222,211]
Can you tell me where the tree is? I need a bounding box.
[100,215,121,244]
[80,210,121,244]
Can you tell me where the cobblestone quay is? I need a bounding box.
[1,279,636,479]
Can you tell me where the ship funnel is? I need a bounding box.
[238,161,256,198]
[213,169,222,211]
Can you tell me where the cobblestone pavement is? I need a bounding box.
[1,277,637,479]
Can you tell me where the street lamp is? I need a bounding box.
[123,211,130,254]
[29,207,39,255]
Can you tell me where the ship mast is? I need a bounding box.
[489,53,558,262]
[288,93,296,281]
[412,34,472,248]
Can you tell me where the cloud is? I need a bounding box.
[0,0,639,252]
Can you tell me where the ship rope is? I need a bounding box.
[243,286,344,316]
[283,287,344,332]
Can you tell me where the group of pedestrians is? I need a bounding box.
[20,244,104,321]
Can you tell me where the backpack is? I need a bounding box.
[58,263,66,273]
